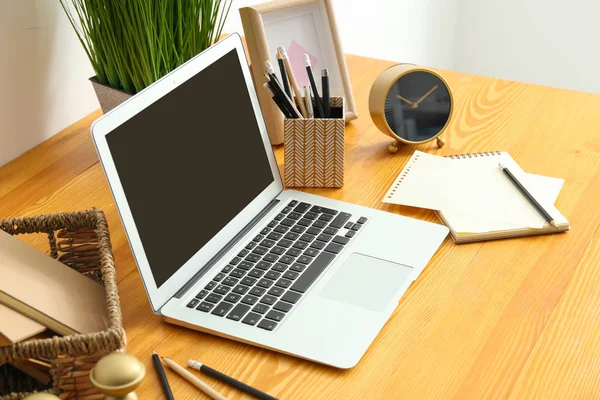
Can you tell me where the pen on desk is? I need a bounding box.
[264,72,302,118]
[304,85,314,118]
[152,351,174,400]
[304,55,324,118]
[277,46,308,118]
[321,69,330,118]
[276,50,292,98]
[498,162,559,229]
[162,357,228,400]
[264,83,293,118]
[188,359,279,400]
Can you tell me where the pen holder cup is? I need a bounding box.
[284,97,345,188]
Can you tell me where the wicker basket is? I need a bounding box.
[0,210,125,399]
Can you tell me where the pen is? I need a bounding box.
[264,60,280,86]
[276,50,292,98]
[162,357,228,400]
[498,162,559,229]
[321,69,330,118]
[264,72,302,118]
[152,351,174,400]
[304,55,324,118]
[188,359,279,400]
[277,46,308,118]
[264,83,294,118]
[304,85,314,118]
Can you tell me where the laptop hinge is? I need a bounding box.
[173,199,280,299]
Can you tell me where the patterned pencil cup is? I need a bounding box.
[284,97,345,188]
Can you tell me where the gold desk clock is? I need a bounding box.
[369,64,453,153]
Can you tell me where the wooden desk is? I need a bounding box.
[2,54,600,399]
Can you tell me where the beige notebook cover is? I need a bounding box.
[0,304,46,346]
[0,230,109,336]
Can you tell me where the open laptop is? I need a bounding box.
[91,34,448,368]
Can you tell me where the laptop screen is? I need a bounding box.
[106,50,274,288]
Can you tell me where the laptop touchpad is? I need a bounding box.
[320,253,414,312]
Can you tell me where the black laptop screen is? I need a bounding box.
[106,50,274,287]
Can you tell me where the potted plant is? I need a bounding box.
[60,0,232,112]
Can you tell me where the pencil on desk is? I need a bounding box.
[162,357,228,400]
[152,351,174,400]
[277,46,308,118]
[188,359,278,400]
[498,162,559,229]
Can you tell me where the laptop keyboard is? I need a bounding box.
[186,200,367,331]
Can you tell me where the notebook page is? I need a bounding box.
[442,173,565,233]
[383,151,556,228]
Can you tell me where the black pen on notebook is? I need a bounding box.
[304,54,324,118]
[276,50,292,98]
[498,162,559,229]
[321,68,330,118]
[188,359,278,400]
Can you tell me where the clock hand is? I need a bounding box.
[396,95,414,106]
[413,85,439,107]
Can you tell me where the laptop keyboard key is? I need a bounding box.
[197,301,214,312]
[274,225,289,233]
[274,213,284,221]
[300,234,315,242]
[321,207,338,215]
[312,220,327,228]
[358,217,368,224]
[309,241,325,250]
[283,270,299,280]
[253,235,264,242]
[211,301,234,317]
[323,227,338,235]
[293,202,311,213]
[260,295,277,305]
[282,206,292,214]
[277,239,293,248]
[238,249,249,257]
[264,254,279,263]
[213,284,231,295]
[257,319,277,331]
[280,218,295,227]
[225,293,241,303]
[230,269,245,279]
[303,248,319,257]
[351,223,362,231]
[245,254,260,263]
[265,271,281,280]
[324,243,344,254]
[273,301,293,313]
[230,257,241,265]
[242,312,261,326]
[248,269,264,278]
[245,242,257,250]
[205,281,217,290]
[280,255,295,264]
[332,235,350,245]
[284,232,300,240]
[290,252,335,293]
[265,310,285,322]
[195,290,208,299]
[250,287,266,296]
[330,212,352,229]
[187,298,200,308]
[292,241,308,250]
[319,214,334,222]
[260,227,270,235]
[291,225,306,234]
[270,246,285,255]
[285,248,302,257]
[260,239,276,248]
[267,220,277,228]
[268,286,285,296]
[267,232,282,240]
[252,246,267,255]
[253,303,269,314]
[297,255,312,265]
[256,261,272,270]
[271,263,287,273]
[221,265,233,273]
[222,276,238,286]
[206,293,223,303]
[288,200,298,207]
[288,211,302,220]
[257,278,274,288]
[227,304,250,321]
[297,219,311,227]
[238,261,253,271]
[290,263,307,273]
[241,277,257,286]
[304,212,318,220]
[317,234,333,242]
[241,295,259,305]
[282,291,302,304]
[306,227,321,236]
[346,230,356,238]
[275,278,292,288]
[232,285,250,295]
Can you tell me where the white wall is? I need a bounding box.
[454,0,600,94]
[0,0,99,167]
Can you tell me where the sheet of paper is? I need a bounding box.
[383,151,562,228]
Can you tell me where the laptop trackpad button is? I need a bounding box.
[320,253,413,312]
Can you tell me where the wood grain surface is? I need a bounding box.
[2,54,600,399]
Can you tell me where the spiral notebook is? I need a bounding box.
[383,151,570,243]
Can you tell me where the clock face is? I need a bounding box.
[384,71,451,143]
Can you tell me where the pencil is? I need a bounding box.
[498,162,559,229]
[152,351,174,400]
[277,46,308,118]
[188,359,279,400]
[304,54,324,118]
[162,357,228,400]
[276,51,292,98]
[263,83,293,118]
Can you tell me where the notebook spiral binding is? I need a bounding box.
[446,151,502,159]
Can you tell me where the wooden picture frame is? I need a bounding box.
[240,0,357,145]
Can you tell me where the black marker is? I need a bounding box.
[276,50,292,98]
[322,68,331,118]
[304,55,324,118]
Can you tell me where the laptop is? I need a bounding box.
[91,34,448,368]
